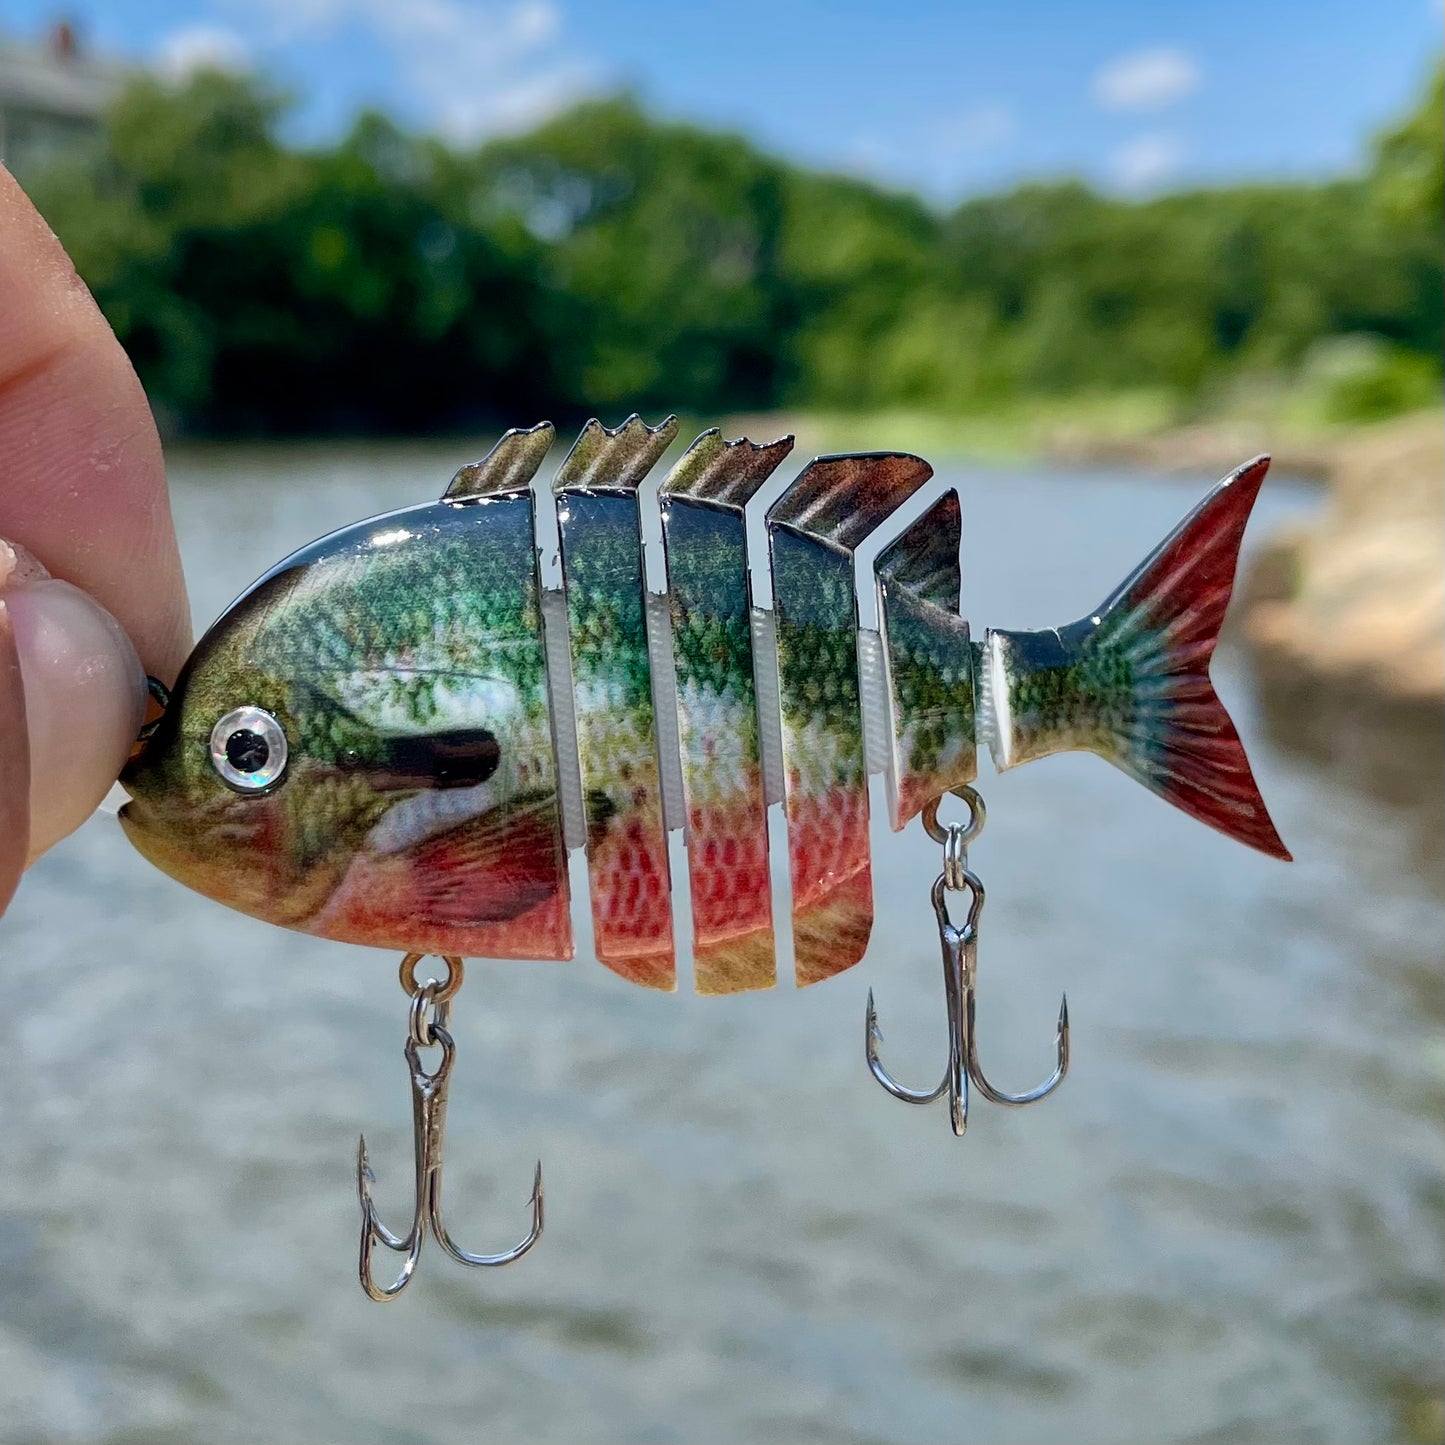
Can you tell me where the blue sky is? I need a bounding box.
[5,0,1440,197]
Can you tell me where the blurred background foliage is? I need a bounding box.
[26,61,1443,437]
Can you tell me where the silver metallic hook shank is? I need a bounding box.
[865,788,1069,1135]
[357,957,543,1301]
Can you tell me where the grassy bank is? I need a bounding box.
[730,381,1437,479]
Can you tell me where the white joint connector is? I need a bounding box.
[540,587,587,850]
[857,627,890,777]
[750,606,786,807]
[645,589,687,834]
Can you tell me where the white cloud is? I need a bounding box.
[845,102,1017,196]
[209,0,598,139]
[1092,47,1200,112]
[375,0,594,139]
[935,104,1017,153]
[1110,132,1186,192]
[157,24,251,79]
[232,0,346,46]
[841,134,901,182]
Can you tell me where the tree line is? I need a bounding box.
[26,63,1442,437]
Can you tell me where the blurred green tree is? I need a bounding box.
[31,71,558,433]
[24,62,1442,436]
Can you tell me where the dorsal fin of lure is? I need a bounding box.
[875,490,976,830]
[765,451,935,553]
[553,414,679,494]
[984,456,1291,861]
[659,428,796,509]
[444,421,555,500]
[876,488,961,609]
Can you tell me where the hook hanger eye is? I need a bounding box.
[931,870,984,936]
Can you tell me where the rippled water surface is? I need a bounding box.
[2,445,1440,1444]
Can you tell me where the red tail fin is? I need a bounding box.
[987,456,1292,861]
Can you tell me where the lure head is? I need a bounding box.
[119,500,572,956]
[120,563,373,929]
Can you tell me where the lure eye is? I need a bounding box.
[210,706,289,792]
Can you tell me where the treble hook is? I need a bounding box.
[865,794,1069,1135]
[357,956,544,1301]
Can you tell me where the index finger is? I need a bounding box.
[0,166,190,681]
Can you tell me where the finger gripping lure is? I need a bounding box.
[120,417,1289,1299]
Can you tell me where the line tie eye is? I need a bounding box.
[210,706,289,792]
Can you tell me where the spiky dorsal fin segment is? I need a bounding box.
[553,414,679,494]
[876,488,962,609]
[444,421,555,500]
[985,456,1291,861]
[765,451,934,553]
[659,429,795,509]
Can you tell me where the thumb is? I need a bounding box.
[0,539,146,887]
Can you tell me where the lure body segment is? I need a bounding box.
[121,425,1290,988]
[765,452,935,984]
[659,430,793,995]
[875,488,976,831]
[553,416,679,989]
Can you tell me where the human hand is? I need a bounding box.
[0,166,190,913]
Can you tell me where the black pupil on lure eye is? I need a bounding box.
[225,729,270,775]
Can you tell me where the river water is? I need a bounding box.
[1,445,1440,1445]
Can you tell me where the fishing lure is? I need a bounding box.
[120,416,1290,1299]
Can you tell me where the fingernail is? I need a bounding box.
[0,539,146,862]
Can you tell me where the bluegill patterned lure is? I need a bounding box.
[117,415,1290,1296]
[122,417,1287,979]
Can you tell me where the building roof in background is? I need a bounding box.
[0,20,131,119]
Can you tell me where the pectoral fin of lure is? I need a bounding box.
[358,799,568,917]
[982,456,1290,860]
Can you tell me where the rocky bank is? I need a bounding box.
[1243,411,1442,709]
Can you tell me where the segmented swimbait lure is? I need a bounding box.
[120,416,1290,1297]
